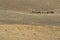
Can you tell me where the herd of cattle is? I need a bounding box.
[32,10,54,14]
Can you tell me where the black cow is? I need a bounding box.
[32,10,54,14]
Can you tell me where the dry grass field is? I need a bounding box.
[0,0,60,12]
[0,0,60,40]
[0,10,60,26]
[0,24,60,40]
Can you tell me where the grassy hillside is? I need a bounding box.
[0,10,60,26]
[0,0,60,12]
[0,0,60,25]
[0,0,60,40]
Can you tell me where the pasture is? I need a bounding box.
[0,0,60,40]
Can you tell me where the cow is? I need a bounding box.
[32,10,54,14]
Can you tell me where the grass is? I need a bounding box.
[0,24,60,40]
[0,0,60,40]
[0,0,60,26]
[0,0,60,12]
[0,10,60,26]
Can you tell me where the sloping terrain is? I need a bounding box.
[0,10,60,26]
[0,0,60,12]
[0,0,60,40]
[0,0,60,26]
[0,10,60,25]
[0,25,60,40]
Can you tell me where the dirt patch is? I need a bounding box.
[0,24,60,40]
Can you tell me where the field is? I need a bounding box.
[0,0,60,12]
[0,0,60,26]
[0,0,60,40]
[0,10,60,26]
[0,24,60,40]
